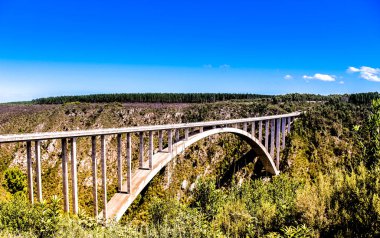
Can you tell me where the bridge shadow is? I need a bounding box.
[216,149,269,188]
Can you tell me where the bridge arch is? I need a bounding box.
[103,127,279,221]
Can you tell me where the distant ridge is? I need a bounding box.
[28,92,379,105]
[31,93,272,104]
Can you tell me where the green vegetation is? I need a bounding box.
[0,93,380,237]
[31,92,352,104]
[32,93,272,104]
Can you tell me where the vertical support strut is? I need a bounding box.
[168,129,173,156]
[185,128,189,140]
[26,141,34,204]
[288,117,292,134]
[270,120,275,158]
[158,130,163,152]
[265,120,269,150]
[199,127,203,133]
[175,129,180,142]
[282,117,286,149]
[276,118,281,170]
[251,122,255,138]
[117,134,122,191]
[71,137,78,215]
[35,140,42,203]
[91,136,98,218]
[139,132,144,168]
[243,122,248,132]
[61,138,69,213]
[101,135,107,221]
[149,131,153,170]
[126,133,132,193]
[259,121,263,142]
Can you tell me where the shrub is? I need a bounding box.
[2,167,27,194]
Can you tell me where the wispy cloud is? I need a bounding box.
[302,73,336,82]
[219,64,231,69]
[284,74,293,80]
[339,81,344,84]
[347,66,380,82]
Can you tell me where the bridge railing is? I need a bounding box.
[0,111,301,219]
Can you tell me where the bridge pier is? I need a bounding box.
[61,138,69,213]
[35,140,42,203]
[101,135,107,221]
[149,131,153,170]
[91,136,98,218]
[276,118,281,169]
[117,134,122,192]
[270,120,275,158]
[158,130,163,151]
[139,132,144,168]
[185,128,189,140]
[26,141,33,204]
[126,133,132,194]
[265,120,269,150]
[71,137,78,214]
[281,118,286,149]
[251,122,255,138]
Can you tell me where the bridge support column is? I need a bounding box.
[243,122,248,132]
[168,129,173,156]
[139,132,144,168]
[35,140,42,203]
[288,117,292,134]
[199,127,203,133]
[276,119,281,170]
[251,122,255,138]
[101,135,107,221]
[26,141,33,204]
[117,134,122,192]
[126,133,132,193]
[61,138,69,213]
[149,131,153,170]
[91,136,98,218]
[175,129,180,142]
[185,128,189,140]
[158,130,163,151]
[259,121,263,142]
[265,120,269,150]
[270,120,275,158]
[281,118,286,149]
[71,138,78,214]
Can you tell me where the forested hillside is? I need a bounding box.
[29,93,339,104]
[0,95,379,237]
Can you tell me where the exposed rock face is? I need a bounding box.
[181,180,188,190]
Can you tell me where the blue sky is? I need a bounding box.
[0,0,379,102]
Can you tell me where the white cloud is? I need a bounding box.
[284,74,293,80]
[339,81,344,84]
[347,66,360,73]
[219,64,231,69]
[302,73,336,82]
[347,66,380,82]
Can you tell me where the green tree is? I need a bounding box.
[2,167,27,194]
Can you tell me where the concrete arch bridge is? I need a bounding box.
[0,112,301,222]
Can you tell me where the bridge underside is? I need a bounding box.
[100,127,278,221]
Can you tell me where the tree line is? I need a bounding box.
[31,92,379,104]
[32,93,272,104]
